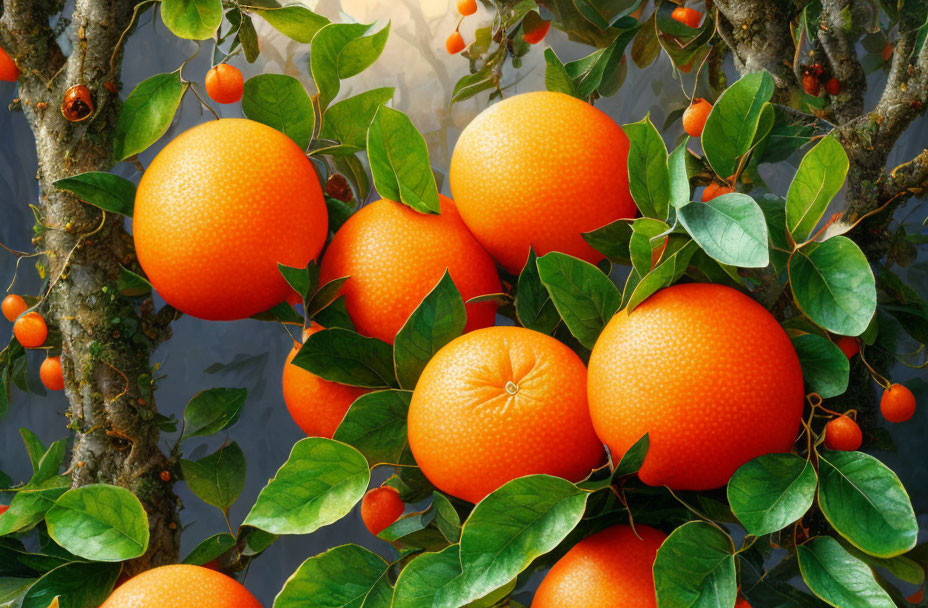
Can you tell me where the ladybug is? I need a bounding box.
[61,84,93,122]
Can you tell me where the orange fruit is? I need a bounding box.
[446,31,466,54]
[0,505,8,517]
[523,19,551,44]
[457,0,477,16]
[824,415,862,451]
[880,383,916,423]
[282,324,369,438]
[407,326,604,503]
[881,42,894,61]
[319,196,500,344]
[701,182,733,201]
[100,564,261,608]
[0,46,18,82]
[450,91,635,274]
[205,64,244,104]
[802,73,821,96]
[834,335,859,359]
[588,283,804,490]
[40,356,65,391]
[360,486,405,535]
[909,589,923,603]
[133,119,327,321]
[531,525,666,607]
[671,6,702,28]
[13,312,47,348]
[2,294,27,321]
[825,77,841,95]
[735,599,752,608]
[683,98,712,137]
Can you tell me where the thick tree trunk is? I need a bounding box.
[1,0,180,573]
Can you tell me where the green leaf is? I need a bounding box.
[20,428,45,473]
[543,49,578,97]
[53,172,136,217]
[728,453,817,536]
[624,238,697,311]
[0,483,68,535]
[242,74,315,150]
[332,390,411,466]
[320,88,395,150]
[274,544,389,608]
[337,23,390,79]
[791,334,850,398]
[536,252,621,350]
[564,27,638,98]
[582,220,633,264]
[116,267,152,297]
[785,136,849,242]
[161,0,222,40]
[277,261,319,303]
[243,438,369,535]
[113,72,188,161]
[237,14,260,63]
[21,561,120,608]
[629,217,669,277]
[677,193,769,268]
[366,105,439,214]
[613,433,649,478]
[702,71,776,179]
[311,22,372,110]
[631,13,660,67]
[181,533,236,565]
[181,387,246,441]
[667,138,690,209]
[624,115,670,219]
[515,248,561,335]
[180,442,246,511]
[45,485,150,561]
[392,545,464,608]
[432,492,462,544]
[394,272,466,389]
[789,236,877,336]
[818,450,918,558]
[653,521,737,608]
[292,328,396,388]
[797,536,895,608]
[307,277,349,318]
[253,3,330,43]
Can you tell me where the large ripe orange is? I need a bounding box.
[133,119,327,321]
[407,326,604,503]
[283,324,369,438]
[531,525,666,608]
[319,196,500,344]
[100,564,262,608]
[588,283,804,490]
[449,91,635,274]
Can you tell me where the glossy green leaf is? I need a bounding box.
[624,115,670,220]
[791,334,850,398]
[307,277,349,318]
[253,3,330,43]
[515,249,561,335]
[277,261,319,303]
[667,138,690,209]
[786,136,849,242]
[392,545,464,608]
[116,267,152,297]
[236,13,260,62]
[702,71,776,178]
[21,561,120,608]
[797,536,894,608]
[311,22,373,110]
[113,72,188,161]
[543,49,578,97]
[274,544,389,608]
[653,521,737,608]
[292,328,396,388]
[332,390,411,466]
[536,252,620,350]
[582,220,633,264]
[394,272,466,389]
[181,387,246,441]
[818,450,918,558]
[624,238,697,311]
[320,88,395,150]
[53,172,136,217]
[432,492,462,544]
[789,236,877,336]
[243,438,369,535]
[565,27,638,98]
[842,542,925,586]
[677,193,769,268]
[338,23,390,79]
[45,485,149,561]
[242,74,315,150]
[161,0,222,39]
[614,433,649,478]
[181,533,236,565]
[728,453,817,536]
[0,482,68,535]
[629,218,669,277]
[366,105,439,214]
[180,442,246,511]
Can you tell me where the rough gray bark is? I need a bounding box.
[0,0,180,573]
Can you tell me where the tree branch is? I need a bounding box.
[881,148,928,202]
[0,1,66,80]
[818,0,867,121]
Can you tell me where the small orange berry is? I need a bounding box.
[824,415,862,451]
[880,383,916,423]
[802,73,821,96]
[825,77,841,95]
[735,599,752,608]
[834,336,859,359]
[2,294,27,321]
[457,0,477,16]
[682,98,712,137]
[205,64,244,104]
[61,84,93,122]
[0,46,19,82]
[678,58,695,73]
[671,6,702,28]
[881,42,894,62]
[701,183,733,201]
[908,589,923,604]
[13,311,47,348]
[160,470,171,482]
[360,486,405,536]
[40,356,65,391]
[445,31,466,55]
[523,19,551,45]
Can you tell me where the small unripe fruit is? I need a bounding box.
[880,383,916,423]
[13,311,47,348]
[0,46,19,82]
[671,6,702,28]
[825,77,841,95]
[360,486,405,536]
[824,415,862,451]
[457,0,477,16]
[523,19,551,44]
[2,294,27,321]
[682,98,712,137]
[834,336,859,359]
[205,64,244,104]
[40,356,65,391]
[446,31,466,55]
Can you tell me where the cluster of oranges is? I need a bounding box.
[2,294,63,392]
[445,0,550,55]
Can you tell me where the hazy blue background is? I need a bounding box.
[1,2,926,604]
